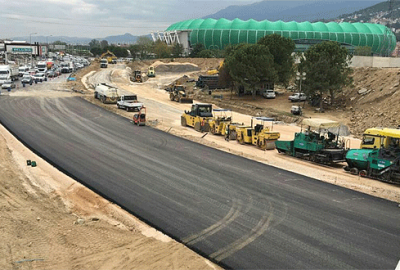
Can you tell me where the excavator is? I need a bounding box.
[236,117,280,150]
[132,70,143,83]
[181,103,213,132]
[168,85,193,103]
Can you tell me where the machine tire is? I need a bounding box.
[181,116,187,127]
[258,140,267,150]
[210,126,216,135]
[237,133,245,145]
[194,122,201,132]
[126,107,130,112]
[169,93,174,101]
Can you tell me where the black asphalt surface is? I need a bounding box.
[0,96,399,269]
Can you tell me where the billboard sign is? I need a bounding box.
[5,45,38,55]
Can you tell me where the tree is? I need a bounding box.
[257,34,296,86]
[100,40,109,49]
[172,43,184,58]
[53,40,66,45]
[189,43,205,58]
[136,36,153,59]
[355,46,372,56]
[90,47,102,56]
[89,39,100,49]
[197,49,215,58]
[298,41,353,108]
[153,40,171,58]
[225,44,277,98]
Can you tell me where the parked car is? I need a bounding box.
[288,92,307,102]
[47,70,56,78]
[32,73,47,82]
[21,74,33,84]
[1,80,16,89]
[262,89,276,99]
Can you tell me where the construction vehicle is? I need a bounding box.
[100,59,108,68]
[168,85,193,104]
[208,109,242,140]
[236,117,280,150]
[181,103,213,132]
[275,118,347,163]
[117,95,143,112]
[147,66,156,77]
[132,70,143,83]
[344,128,400,184]
[133,106,146,126]
[100,50,117,64]
[94,83,119,104]
[206,60,224,75]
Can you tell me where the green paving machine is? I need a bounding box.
[344,128,400,184]
[275,118,348,163]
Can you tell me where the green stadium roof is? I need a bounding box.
[166,18,396,54]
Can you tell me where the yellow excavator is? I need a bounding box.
[181,103,213,132]
[206,60,224,75]
[100,50,117,64]
[236,117,280,150]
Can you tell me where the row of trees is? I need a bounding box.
[221,34,352,106]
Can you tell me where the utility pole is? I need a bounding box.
[29,32,37,67]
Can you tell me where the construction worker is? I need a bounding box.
[200,118,205,133]
[225,124,230,141]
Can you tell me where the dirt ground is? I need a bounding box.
[2,59,400,269]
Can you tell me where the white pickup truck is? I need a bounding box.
[117,95,143,112]
[94,83,119,104]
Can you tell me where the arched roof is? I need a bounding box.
[166,18,396,54]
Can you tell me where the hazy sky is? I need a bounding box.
[1,0,252,39]
[1,0,378,39]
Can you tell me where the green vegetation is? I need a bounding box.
[257,34,295,86]
[225,44,277,98]
[298,41,353,108]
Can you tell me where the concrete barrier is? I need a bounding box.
[350,56,400,68]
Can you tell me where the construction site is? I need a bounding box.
[2,56,400,268]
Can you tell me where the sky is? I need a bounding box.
[1,0,380,40]
[1,0,251,39]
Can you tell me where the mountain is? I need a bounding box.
[336,1,400,26]
[204,0,384,22]
[12,33,140,45]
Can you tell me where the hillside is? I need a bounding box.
[204,0,383,22]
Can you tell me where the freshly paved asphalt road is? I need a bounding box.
[0,96,399,269]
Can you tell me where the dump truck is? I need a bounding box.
[94,83,119,104]
[344,128,400,184]
[208,109,242,140]
[168,85,193,103]
[117,95,144,112]
[196,75,219,90]
[181,103,213,132]
[275,118,347,163]
[236,117,280,150]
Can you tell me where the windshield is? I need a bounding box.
[124,96,137,101]
[0,71,9,75]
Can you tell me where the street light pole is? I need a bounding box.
[46,35,53,56]
[29,32,37,68]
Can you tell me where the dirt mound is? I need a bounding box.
[155,64,200,73]
[343,67,400,136]
[128,58,222,73]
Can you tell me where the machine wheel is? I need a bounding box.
[181,116,187,127]
[174,95,180,102]
[237,133,245,145]
[126,107,130,112]
[169,93,174,101]
[257,140,267,150]
[194,122,201,132]
[350,167,359,175]
[210,126,216,135]
[101,96,106,104]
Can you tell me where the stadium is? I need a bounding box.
[153,18,396,55]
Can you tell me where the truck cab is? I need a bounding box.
[360,128,400,149]
[100,59,108,68]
